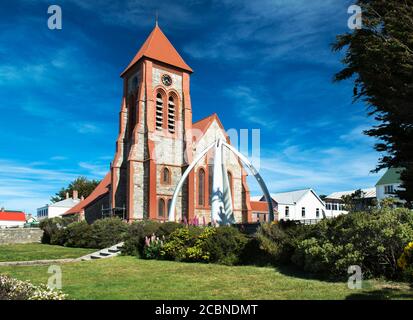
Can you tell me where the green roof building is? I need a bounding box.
[375,168,404,203]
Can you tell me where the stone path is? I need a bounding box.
[0,242,124,266]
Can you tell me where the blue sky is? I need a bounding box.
[0,0,384,214]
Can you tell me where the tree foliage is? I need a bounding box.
[333,0,413,205]
[51,176,100,203]
[341,189,377,212]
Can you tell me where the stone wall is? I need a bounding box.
[0,228,43,245]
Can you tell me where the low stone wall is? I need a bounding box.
[0,228,43,245]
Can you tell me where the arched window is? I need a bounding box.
[158,198,165,218]
[162,167,171,184]
[155,92,163,130]
[198,168,205,206]
[167,199,172,214]
[167,95,175,133]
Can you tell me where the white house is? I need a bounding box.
[324,188,376,217]
[37,191,82,221]
[375,168,404,205]
[0,209,26,228]
[251,189,326,223]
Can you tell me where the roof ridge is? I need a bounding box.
[121,25,192,76]
[193,113,216,124]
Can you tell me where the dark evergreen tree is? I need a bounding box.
[333,0,413,206]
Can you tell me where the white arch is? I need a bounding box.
[168,139,274,223]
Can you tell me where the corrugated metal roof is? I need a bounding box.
[0,211,26,221]
[253,189,323,205]
[269,189,311,204]
[50,198,81,208]
[326,187,376,200]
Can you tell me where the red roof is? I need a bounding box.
[64,172,111,215]
[121,25,193,76]
[250,201,269,212]
[0,211,26,221]
[192,113,228,136]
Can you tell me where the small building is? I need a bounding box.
[324,188,376,217]
[251,189,325,224]
[250,200,277,223]
[0,208,26,228]
[37,191,82,221]
[375,168,404,205]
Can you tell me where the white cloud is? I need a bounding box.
[0,159,108,214]
[74,122,101,134]
[78,161,109,178]
[248,140,381,197]
[224,85,277,128]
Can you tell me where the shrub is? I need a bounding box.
[202,226,248,265]
[397,241,413,282]
[90,217,128,249]
[160,226,203,261]
[255,221,309,265]
[159,226,249,265]
[41,217,128,249]
[122,220,183,257]
[63,221,94,248]
[39,216,76,244]
[156,222,183,238]
[0,274,66,300]
[122,220,161,256]
[291,238,363,276]
[291,208,413,279]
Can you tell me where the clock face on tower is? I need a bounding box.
[161,74,172,87]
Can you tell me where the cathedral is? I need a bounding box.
[65,25,253,224]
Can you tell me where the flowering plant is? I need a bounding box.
[143,233,164,259]
[397,241,413,282]
[0,274,66,300]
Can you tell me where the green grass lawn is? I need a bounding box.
[0,243,95,262]
[0,255,412,300]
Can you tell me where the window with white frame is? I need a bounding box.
[384,185,394,194]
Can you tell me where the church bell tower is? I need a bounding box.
[110,25,195,222]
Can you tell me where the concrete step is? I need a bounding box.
[78,242,124,262]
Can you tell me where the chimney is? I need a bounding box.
[81,195,85,201]
[0,207,4,212]
[66,192,69,199]
[73,190,78,200]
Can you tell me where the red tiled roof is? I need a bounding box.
[64,172,111,215]
[121,25,192,77]
[192,113,226,135]
[0,211,26,221]
[250,201,269,212]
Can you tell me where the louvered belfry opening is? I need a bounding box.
[156,92,163,130]
[168,95,175,133]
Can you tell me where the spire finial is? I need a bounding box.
[155,10,158,27]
